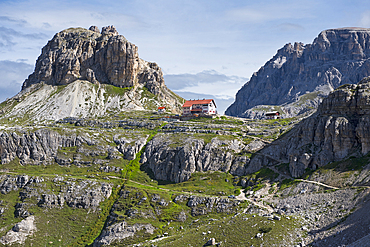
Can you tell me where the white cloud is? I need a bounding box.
[277,23,305,32]
[226,1,316,24]
[0,60,33,102]
[164,70,247,98]
[360,11,370,27]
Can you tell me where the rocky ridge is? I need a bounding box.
[226,27,370,118]
[247,77,370,177]
[0,126,148,168]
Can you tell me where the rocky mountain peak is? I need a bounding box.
[312,27,370,60]
[101,25,119,36]
[20,25,171,98]
[21,25,141,89]
[226,27,370,118]
[1,26,184,121]
[89,25,100,33]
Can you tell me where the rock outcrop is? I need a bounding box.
[226,27,370,118]
[0,216,36,245]
[0,128,145,166]
[141,133,250,183]
[0,175,112,212]
[0,25,183,121]
[248,77,370,177]
[93,221,155,247]
[22,25,168,97]
[0,129,93,165]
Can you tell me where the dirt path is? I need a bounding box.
[236,189,274,213]
[269,164,341,190]
[296,179,340,190]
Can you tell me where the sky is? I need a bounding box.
[1,0,370,113]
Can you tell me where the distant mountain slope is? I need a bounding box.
[0,25,183,122]
[226,27,370,118]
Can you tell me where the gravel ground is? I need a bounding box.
[246,175,370,246]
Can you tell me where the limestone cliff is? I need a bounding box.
[0,25,183,121]
[226,28,370,118]
[247,77,370,177]
[141,133,250,183]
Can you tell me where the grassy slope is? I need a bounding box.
[3,112,369,246]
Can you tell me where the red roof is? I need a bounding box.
[182,99,216,108]
[158,107,166,109]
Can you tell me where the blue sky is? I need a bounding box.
[1,0,370,113]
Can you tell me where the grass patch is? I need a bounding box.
[160,171,239,196]
[104,84,133,96]
[189,116,244,126]
[155,213,300,246]
[316,155,370,176]
[244,168,279,182]
[279,178,299,191]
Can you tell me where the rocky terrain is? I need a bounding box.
[0,95,369,246]
[0,25,184,122]
[226,27,370,118]
[3,25,370,247]
[248,77,370,178]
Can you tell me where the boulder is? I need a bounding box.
[0,216,36,245]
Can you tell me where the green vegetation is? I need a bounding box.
[279,178,299,191]
[155,213,300,246]
[71,184,123,246]
[244,167,279,182]
[189,116,244,126]
[104,84,133,96]
[49,85,67,99]
[0,175,123,247]
[160,171,240,196]
[320,155,370,172]
[0,106,314,246]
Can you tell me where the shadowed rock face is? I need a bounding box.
[141,134,250,183]
[226,28,370,118]
[22,26,166,97]
[247,77,370,177]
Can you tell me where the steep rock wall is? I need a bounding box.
[247,77,370,177]
[141,134,250,183]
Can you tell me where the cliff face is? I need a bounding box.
[226,28,370,118]
[141,133,250,183]
[0,126,147,167]
[247,77,370,177]
[22,25,165,94]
